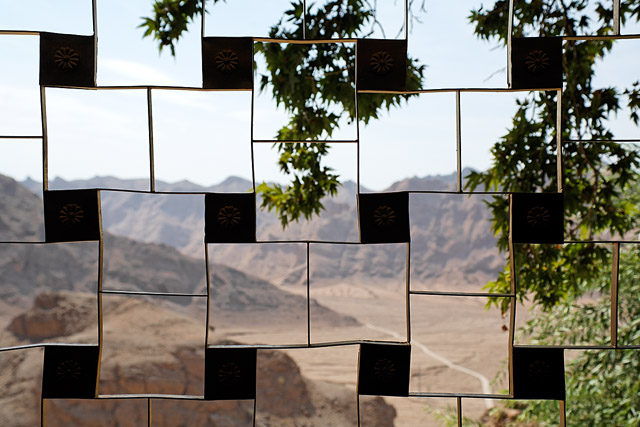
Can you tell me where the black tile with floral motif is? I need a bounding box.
[511,37,562,90]
[205,347,257,400]
[202,37,253,89]
[358,343,411,396]
[358,192,410,243]
[42,345,100,399]
[511,193,564,244]
[513,347,565,400]
[205,193,256,243]
[44,189,101,243]
[40,32,96,87]
[357,39,407,91]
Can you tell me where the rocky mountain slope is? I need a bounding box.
[1,174,356,329]
[2,173,513,425]
[22,174,505,292]
[0,292,394,426]
[0,174,44,242]
[0,174,386,425]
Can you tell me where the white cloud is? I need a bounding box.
[99,58,180,87]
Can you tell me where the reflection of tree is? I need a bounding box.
[512,247,640,425]
[466,1,640,424]
[140,0,426,226]
[466,1,640,310]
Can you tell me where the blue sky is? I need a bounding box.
[0,0,638,190]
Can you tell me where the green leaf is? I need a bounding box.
[140,0,426,225]
[466,0,640,310]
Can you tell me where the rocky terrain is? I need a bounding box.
[4,173,515,425]
[0,291,395,426]
[23,173,505,292]
[0,174,44,242]
[1,174,357,330]
[1,173,388,426]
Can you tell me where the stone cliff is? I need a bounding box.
[0,291,396,426]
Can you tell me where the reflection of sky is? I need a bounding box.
[0,0,638,190]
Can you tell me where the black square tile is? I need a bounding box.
[44,190,101,243]
[202,37,253,90]
[358,192,410,243]
[205,193,256,243]
[511,193,564,244]
[42,345,100,399]
[511,37,562,90]
[358,343,411,396]
[513,347,565,400]
[205,348,257,400]
[357,39,407,91]
[40,32,96,87]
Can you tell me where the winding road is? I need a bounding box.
[364,322,495,410]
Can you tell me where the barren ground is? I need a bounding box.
[214,279,535,426]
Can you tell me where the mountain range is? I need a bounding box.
[0,291,393,426]
[1,172,510,425]
[1,173,397,426]
[20,173,505,293]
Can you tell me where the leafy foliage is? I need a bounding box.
[139,0,214,55]
[466,1,640,311]
[141,0,426,226]
[254,1,424,226]
[511,246,640,425]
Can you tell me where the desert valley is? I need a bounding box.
[0,172,523,426]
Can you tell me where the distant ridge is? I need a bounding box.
[17,171,502,292]
[21,173,465,194]
[0,173,357,330]
[21,175,254,194]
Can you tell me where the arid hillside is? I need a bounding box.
[0,291,394,426]
[5,173,514,425]
[24,174,505,293]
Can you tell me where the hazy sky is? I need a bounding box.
[0,0,638,190]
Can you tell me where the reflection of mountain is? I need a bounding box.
[22,174,504,291]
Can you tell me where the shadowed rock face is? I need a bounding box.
[0,174,390,426]
[256,350,315,418]
[0,292,396,427]
[8,291,97,340]
[0,175,44,242]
